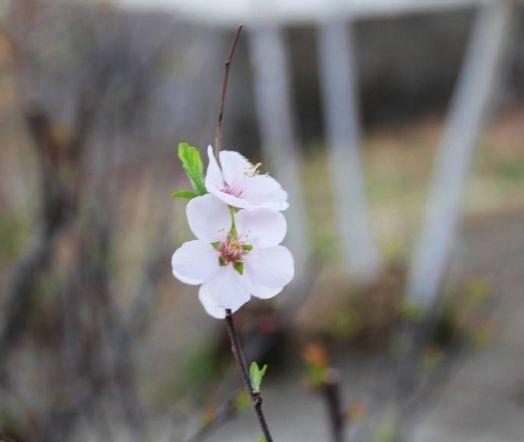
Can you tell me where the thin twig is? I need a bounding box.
[323,369,345,442]
[225,309,273,442]
[187,256,317,441]
[214,24,243,154]
[213,24,273,441]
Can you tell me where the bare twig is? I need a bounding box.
[214,24,243,154]
[210,23,273,440]
[323,369,345,442]
[187,256,318,441]
[225,309,273,442]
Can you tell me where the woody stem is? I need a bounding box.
[225,309,273,441]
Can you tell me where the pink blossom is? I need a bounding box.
[171,194,294,318]
[205,146,289,211]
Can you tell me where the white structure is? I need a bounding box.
[247,25,309,272]
[317,21,381,281]
[406,1,514,307]
[119,0,517,301]
[120,0,501,26]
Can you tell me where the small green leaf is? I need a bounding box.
[170,189,198,199]
[178,142,207,195]
[258,438,267,442]
[242,244,253,252]
[211,241,221,250]
[249,361,268,393]
[233,261,244,275]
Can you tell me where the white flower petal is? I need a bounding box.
[245,245,294,289]
[186,194,231,242]
[171,240,220,285]
[219,150,251,186]
[199,284,242,319]
[242,175,289,211]
[205,145,225,191]
[199,285,225,318]
[209,189,251,209]
[235,208,287,248]
[201,265,251,310]
[243,275,283,299]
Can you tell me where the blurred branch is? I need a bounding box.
[123,239,172,338]
[391,310,463,440]
[0,108,70,362]
[323,369,345,442]
[0,228,56,364]
[185,390,242,442]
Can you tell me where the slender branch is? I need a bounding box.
[225,309,273,442]
[214,24,243,154]
[213,24,273,441]
[188,257,317,441]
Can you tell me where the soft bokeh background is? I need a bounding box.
[1,0,524,441]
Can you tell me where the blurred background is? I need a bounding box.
[1,0,524,440]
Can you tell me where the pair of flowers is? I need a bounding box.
[171,146,294,318]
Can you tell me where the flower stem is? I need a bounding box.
[225,309,273,442]
[214,24,244,155]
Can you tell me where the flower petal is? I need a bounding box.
[198,284,242,319]
[201,265,251,310]
[208,189,251,209]
[245,245,294,288]
[242,175,289,211]
[219,150,251,187]
[235,208,287,248]
[186,194,231,242]
[171,240,220,285]
[205,145,225,191]
[243,275,283,299]
[199,285,224,318]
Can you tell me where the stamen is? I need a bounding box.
[246,162,262,177]
[217,237,251,265]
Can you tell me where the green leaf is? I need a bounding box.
[233,261,244,275]
[258,438,267,442]
[249,362,268,393]
[170,189,198,199]
[178,142,207,195]
[242,244,253,252]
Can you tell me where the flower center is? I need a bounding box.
[218,238,248,265]
[222,184,244,198]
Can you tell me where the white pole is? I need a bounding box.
[248,25,309,272]
[406,1,514,308]
[317,20,382,282]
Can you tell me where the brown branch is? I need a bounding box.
[188,256,318,441]
[225,309,273,442]
[214,24,243,154]
[0,232,55,362]
[0,110,66,362]
[323,369,345,442]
